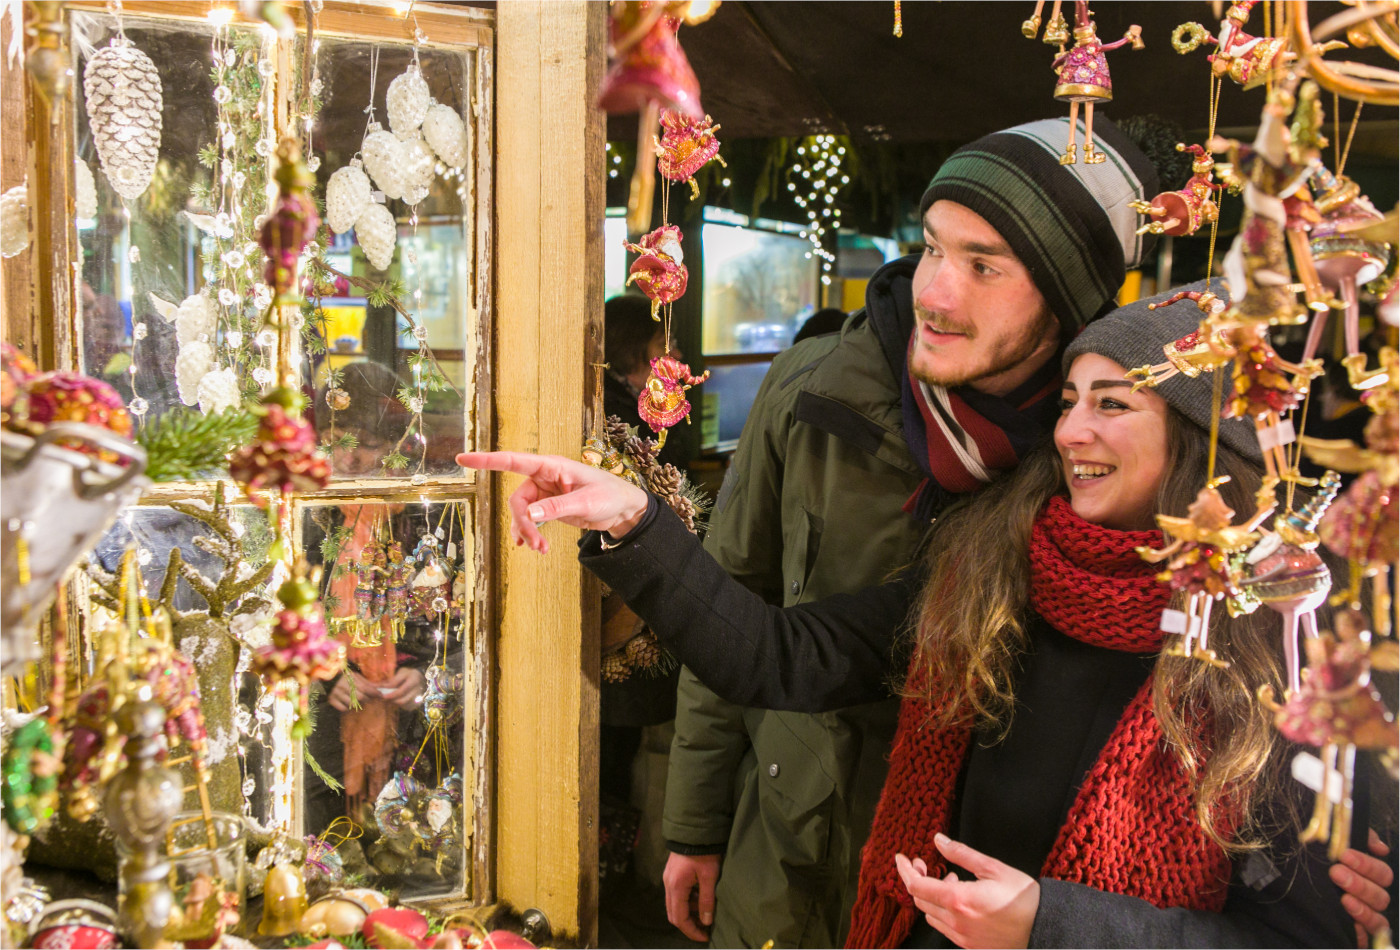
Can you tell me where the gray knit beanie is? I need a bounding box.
[921,117,1159,332]
[1063,278,1262,461]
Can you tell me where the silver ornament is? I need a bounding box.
[326,160,373,234]
[83,40,164,201]
[361,124,406,201]
[356,202,397,270]
[74,160,99,219]
[422,102,469,169]
[386,64,431,137]
[398,131,436,207]
[0,185,28,259]
[175,340,214,406]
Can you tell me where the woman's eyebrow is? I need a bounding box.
[1089,380,1132,390]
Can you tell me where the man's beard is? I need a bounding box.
[908,303,1058,390]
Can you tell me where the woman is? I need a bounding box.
[462,283,1393,947]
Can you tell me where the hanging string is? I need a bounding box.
[1207,358,1225,482]
[1285,385,1314,513]
[362,45,381,146]
[1337,102,1363,177]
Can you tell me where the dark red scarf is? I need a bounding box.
[900,336,1063,522]
[846,497,1234,949]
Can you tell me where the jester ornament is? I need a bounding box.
[624,224,688,315]
[1173,0,1302,88]
[1137,478,1277,667]
[1131,144,1224,237]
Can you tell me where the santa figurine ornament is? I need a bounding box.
[1051,1,1143,165]
[1131,143,1225,237]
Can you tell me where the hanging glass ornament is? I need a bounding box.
[74,161,98,220]
[0,185,28,259]
[386,64,431,137]
[326,160,373,234]
[398,132,436,206]
[83,38,164,201]
[422,102,469,169]
[355,203,397,271]
[361,124,407,201]
[175,339,215,406]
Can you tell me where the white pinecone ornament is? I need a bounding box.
[422,103,469,169]
[399,132,436,207]
[175,339,214,406]
[197,366,240,415]
[74,161,98,219]
[173,293,216,347]
[0,185,28,259]
[356,202,397,270]
[83,40,164,201]
[386,64,431,137]
[326,160,372,234]
[361,124,406,201]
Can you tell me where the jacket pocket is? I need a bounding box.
[780,508,823,607]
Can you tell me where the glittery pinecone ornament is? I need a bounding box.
[228,387,332,506]
[646,462,683,497]
[175,340,214,406]
[260,139,320,304]
[361,124,406,201]
[355,202,397,271]
[0,185,28,259]
[252,572,344,737]
[74,160,98,220]
[386,64,432,137]
[326,160,373,234]
[423,103,469,168]
[197,366,240,416]
[398,131,437,207]
[83,39,164,201]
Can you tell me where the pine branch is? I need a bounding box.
[137,408,258,483]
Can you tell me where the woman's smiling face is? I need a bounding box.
[1054,353,1171,531]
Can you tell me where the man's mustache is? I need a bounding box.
[914,305,973,337]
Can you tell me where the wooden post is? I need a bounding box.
[493,2,605,940]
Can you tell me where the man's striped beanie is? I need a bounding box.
[920,117,1159,332]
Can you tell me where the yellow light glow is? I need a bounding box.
[683,0,720,25]
[207,7,234,26]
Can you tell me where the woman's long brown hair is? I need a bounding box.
[905,410,1287,852]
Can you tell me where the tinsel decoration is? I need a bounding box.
[0,184,27,259]
[227,387,332,508]
[74,160,98,220]
[361,124,406,201]
[326,161,372,234]
[251,572,344,738]
[83,38,164,201]
[422,102,469,169]
[260,138,320,304]
[386,64,431,137]
[355,203,398,271]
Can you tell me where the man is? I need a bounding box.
[660,117,1396,947]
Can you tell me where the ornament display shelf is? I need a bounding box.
[0,424,149,677]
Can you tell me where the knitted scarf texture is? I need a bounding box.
[899,338,1063,522]
[846,496,1233,949]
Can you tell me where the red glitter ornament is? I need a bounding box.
[252,574,344,737]
[228,387,331,507]
[259,138,320,305]
[624,224,688,310]
[638,354,709,436]
[656,108,724,199]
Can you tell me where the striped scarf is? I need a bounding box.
[900,335,1063,522]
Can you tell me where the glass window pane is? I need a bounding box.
[701,222,818,355]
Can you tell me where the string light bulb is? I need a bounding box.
[786,134,846,285]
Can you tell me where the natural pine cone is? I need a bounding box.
[670,495,698,533]
[601,650,632,684]
[647,463,684,498]
[604,416,632,447]
[623,435,656,469]
[624,631,664,670]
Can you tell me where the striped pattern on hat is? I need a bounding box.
[920,117,1158,332]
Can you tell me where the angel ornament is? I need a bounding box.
[1051,2,1142,165]
[1131,144,1225,237]
[1259,610,1398,861]
[1137,477,1277,667]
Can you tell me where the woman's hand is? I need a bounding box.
[457,451,650,554]
[1331,829,1395,948]
[380,666,427,709]
[895,833,1040,950]
[328,668,375,712]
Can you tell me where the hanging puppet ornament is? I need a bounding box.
[1172,0,1310,88]
[1137,477,1278,667]
[1260,609,1398,861]
[655,107,725,200]
[638,355,709,448]
[1023,0,1069,44]
[1240,472,1341,694]
[83,31,163,201]
[252,571,344,737]
[1127,289,1235,391]
[382,541,413,642]
[1050,2,1142,165]
[1303,163,1391,363]
[624,224,688,316]
[1130,144,1225,236]
[1301,348,1399,621]
[352,540,388,647]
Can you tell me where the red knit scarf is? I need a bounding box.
[846,496,1234,949]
